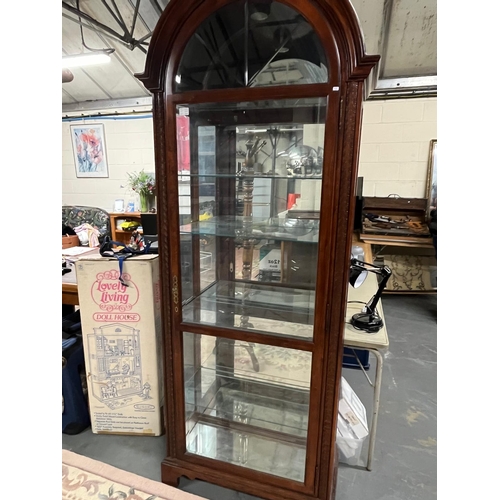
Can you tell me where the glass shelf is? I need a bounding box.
[182,280,315,339]
[235,128,304,134]
[179,173,322,180]
[184,335,312,391]
[185,386,309,436]
[180,216,319,242]
[186,419,307,481]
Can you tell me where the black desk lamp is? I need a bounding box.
[349,258,392,333]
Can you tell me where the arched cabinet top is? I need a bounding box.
[136,0,379,94]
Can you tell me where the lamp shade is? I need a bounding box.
[349,265,368,288]
[349,248,367,288]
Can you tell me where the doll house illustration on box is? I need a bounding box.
[87,323,148,409]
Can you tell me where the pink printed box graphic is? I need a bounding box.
[91,269,141,322]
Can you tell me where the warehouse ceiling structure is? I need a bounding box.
[62,0,437,114]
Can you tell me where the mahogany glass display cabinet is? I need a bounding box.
[136,1,378,498]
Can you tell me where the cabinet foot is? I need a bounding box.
[161,463,181,487]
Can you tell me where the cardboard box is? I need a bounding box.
[336,377,369,465]
[76,254,163,436]
[62,235,80,249]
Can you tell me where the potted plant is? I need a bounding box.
[127,170,156,212]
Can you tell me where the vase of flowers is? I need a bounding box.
[127,170,156,212]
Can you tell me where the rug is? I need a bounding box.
[383,254,436,291]
[62,450,206,500]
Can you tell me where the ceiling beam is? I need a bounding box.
[62,96,153,114]
[62,13,131,49]
[63,2,125,41]
[62,0,151,51]
[148,0,163,16]
[369,75,437,99]
[375,76,437,90]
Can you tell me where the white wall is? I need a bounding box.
[359,97,437,197]
[62,113,155,212]
[61,97,437,210]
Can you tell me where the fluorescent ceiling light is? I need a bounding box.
[62,53,111,68]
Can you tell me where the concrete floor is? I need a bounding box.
[62,293,437,499]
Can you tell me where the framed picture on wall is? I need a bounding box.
[425,139,437,219]
[70,123,109,178]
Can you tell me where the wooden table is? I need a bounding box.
[359,233,434,249]
[62,270,78,305]
[62,247,99,305]
[358,231,437,294]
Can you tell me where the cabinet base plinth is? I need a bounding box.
[160,457,337,500]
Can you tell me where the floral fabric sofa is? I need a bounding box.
[62,205,111,244]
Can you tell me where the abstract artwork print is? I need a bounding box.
[71,124,109,178]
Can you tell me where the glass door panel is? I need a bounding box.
[176,97,326,314]
[176,96,326,483]
[175,0,328,92]
[184,332,311,481]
